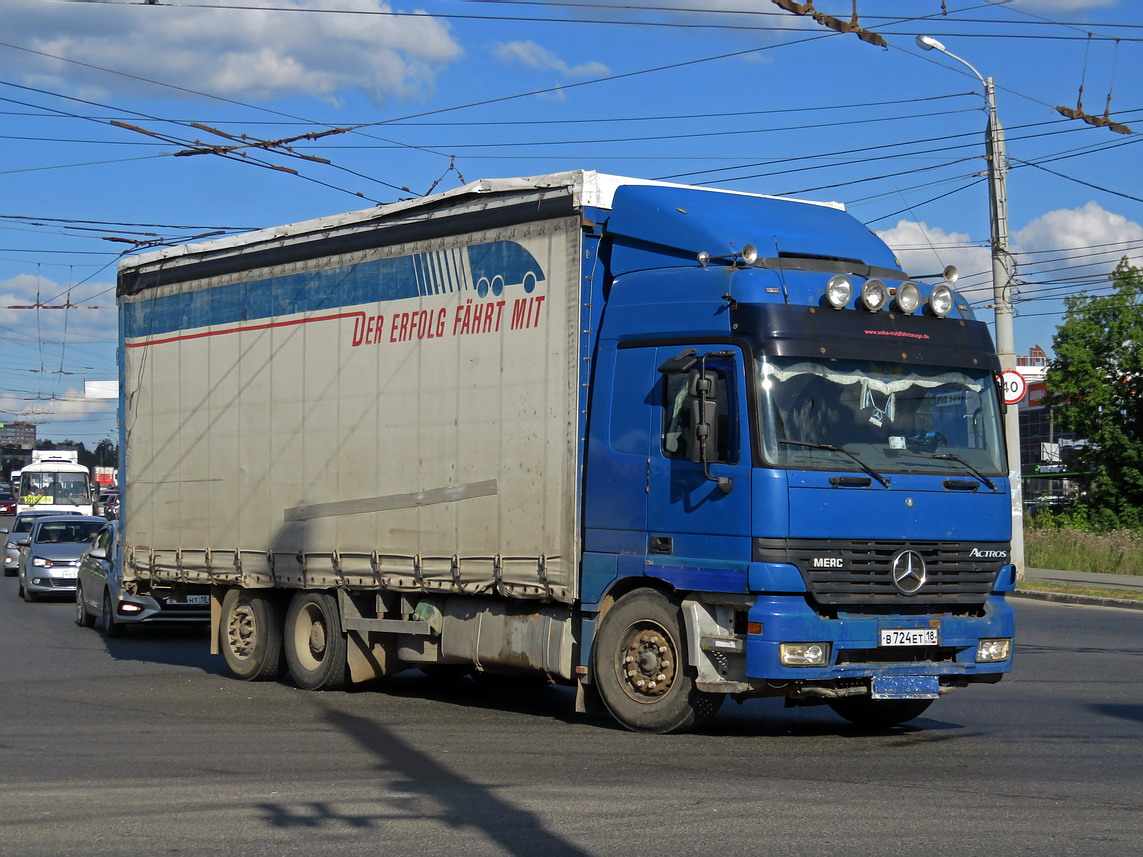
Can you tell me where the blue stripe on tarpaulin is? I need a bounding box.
[124,241,542,339]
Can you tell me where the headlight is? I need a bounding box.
[780,642,830,667]
[895,281,920,313]
[929,284,954,317]
[826,275,852,309]
[977,638,1011,662]
[861,279,887,312]
[32,557,52,567]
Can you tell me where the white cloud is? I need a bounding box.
[0,274,117,342]
[4,0,462,105]
[1013,201,1143,285]
[0,388,116,424]
[1006,0,1118,11]
[492,41,610,79]
[876,219,993,299]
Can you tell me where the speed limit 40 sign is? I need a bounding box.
[1000,369,1027,405]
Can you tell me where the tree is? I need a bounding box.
[1046,258,1143,528]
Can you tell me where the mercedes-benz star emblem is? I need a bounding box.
[890,549,927,596]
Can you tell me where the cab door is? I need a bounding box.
[645,345,753,584]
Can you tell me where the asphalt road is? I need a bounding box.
[1,586,1140,857]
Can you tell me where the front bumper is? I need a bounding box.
[745,593,1015,684]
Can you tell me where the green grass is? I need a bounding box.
[1025,525,1143,576]
[1017,580,1143,603]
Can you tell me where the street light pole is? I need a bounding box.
[916,35,1025,579]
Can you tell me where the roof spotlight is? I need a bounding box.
[929,283,955,317]
[896,281,921,314]
[861,279,887,312]
[826,275,852,309]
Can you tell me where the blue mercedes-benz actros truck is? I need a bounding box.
[117,171,1015,733]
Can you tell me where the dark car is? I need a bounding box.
[3,509,83,577]
[17,515,106,601]
[75,521,210,636]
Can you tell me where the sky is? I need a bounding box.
[2,0,1142,444]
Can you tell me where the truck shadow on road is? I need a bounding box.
[100,625,228,675]
[255,705,598,856]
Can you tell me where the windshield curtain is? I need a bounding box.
[757,355,1006,476]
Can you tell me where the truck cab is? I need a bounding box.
[580,183,1014,731]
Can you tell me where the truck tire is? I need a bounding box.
[75,583,96,628]
[828,696,934,728]
[592,589,723,734]
[220,588,285,681]
[102,592,126,638]
[284,591,347,691]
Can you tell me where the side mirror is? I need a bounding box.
[686,366,733,494]
[88,545,107,560]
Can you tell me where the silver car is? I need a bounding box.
[4,510,83,576]
[75,521,210,637]
[16,515,106,602]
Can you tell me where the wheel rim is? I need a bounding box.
[226,602,257,662]
[614,619,679,703]
[292,601,329,672]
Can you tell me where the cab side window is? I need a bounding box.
[662,370,734,463]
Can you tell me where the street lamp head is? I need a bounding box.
[915,34,946,53]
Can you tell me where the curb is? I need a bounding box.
[1010,589,1143,612]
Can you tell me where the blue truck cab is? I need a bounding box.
[579,182,1015,732]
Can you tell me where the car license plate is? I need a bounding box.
[880,627,939,647]
[166,594,210,606]
[58,569,78,579]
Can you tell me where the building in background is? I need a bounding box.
[1017,345,1084,513]
[0,421,37,450]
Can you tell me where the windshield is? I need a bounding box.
[34,520,103,544]
[757,355,1005,477]
[19,471,91,506]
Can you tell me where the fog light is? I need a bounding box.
[118,601,144,614]
[780,642,830,667]
[977,638,1011,662]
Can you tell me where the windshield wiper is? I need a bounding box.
[779,439,891,488]
[898,451,998,492]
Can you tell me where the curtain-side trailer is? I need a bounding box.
[116,171,1015,733]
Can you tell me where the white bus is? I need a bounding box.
[16,451,94,516]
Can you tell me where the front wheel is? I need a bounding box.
[220,589,286,681]
[592,589,723,734]
[284,591,347,691]
[20,577,38,602]
[828,696,934,727]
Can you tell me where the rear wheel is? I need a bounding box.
[284,591,347,691]
[75,583,96,628]
[828,696,934,727]
[220,588,285,681]
[593,589,723,734]
[102,592,125,638]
